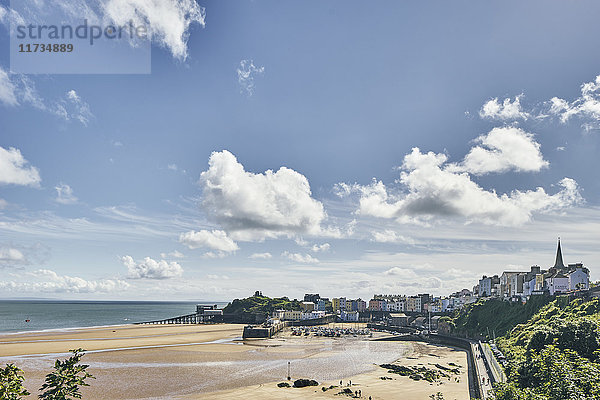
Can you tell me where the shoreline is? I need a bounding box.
[0,323,134,337]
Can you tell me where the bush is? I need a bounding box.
[293,379,318,388]
[39,348,95,400]
[0,364,30,400]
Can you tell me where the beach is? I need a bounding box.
[0,324,469,400]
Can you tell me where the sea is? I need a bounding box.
[0,300,228,334]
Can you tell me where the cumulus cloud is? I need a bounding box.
[237,59,265,96]
[480,95,529,120]
[548,75,600,129]
[0,269,129,293]
[249,252,272,259]
[122,255,183,279]
[0,146,41,187]
[0,248,26,266]
[311,243,330,253]
[449,127,548,175]
[198,150,326,241]
[102,0,205,60]
[282,251,319,264]
[342,147,582,226]
[55,183,78,205]
[179,229,239,253]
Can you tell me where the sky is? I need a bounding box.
[1,0,600,302]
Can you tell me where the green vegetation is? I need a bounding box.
[494,297,600,399]
[379,363,459,383]
[223,293,301,315]
[451,295,553,338]
[292,378,318,388]
[39,348,95,400]
[0,349,93,400]
[449,295,600,399]
[1,364,30,400]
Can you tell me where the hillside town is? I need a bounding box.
[273,239,591,324]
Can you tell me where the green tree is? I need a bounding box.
[39,348,94,400]
[0,364,30,400]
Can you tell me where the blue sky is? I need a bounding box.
[1,0,600,301]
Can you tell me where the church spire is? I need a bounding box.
[554,237,565,269]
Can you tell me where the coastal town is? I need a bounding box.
[263,239,591,327]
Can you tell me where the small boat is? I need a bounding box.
[25,319,30,322]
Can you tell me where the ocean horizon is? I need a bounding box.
[0,300,229,334]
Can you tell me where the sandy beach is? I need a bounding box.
[0,324,469,400]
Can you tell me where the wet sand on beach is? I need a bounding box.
[0,324,469,400]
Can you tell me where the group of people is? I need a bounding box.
[338,380,371,399]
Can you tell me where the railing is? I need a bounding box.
[479,341,506,383]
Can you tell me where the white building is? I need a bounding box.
[340,310,359,322]
[568,264,590,291]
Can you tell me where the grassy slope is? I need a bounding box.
[452,295,553,339]
[452,296,600,399]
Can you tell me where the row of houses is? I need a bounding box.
[287,240,588,324]
[474,240,590,299]
[329,290,477,317]
[272,309,327,321]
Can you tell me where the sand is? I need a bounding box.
[0,324,469,400]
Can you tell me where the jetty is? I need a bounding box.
[135,304,223,325]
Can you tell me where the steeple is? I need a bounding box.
[554,237,565,269]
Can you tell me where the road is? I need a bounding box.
[471,342,495,399]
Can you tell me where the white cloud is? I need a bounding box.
[548,75,600,125]
[371,230,415,245]
[0,4,24,29]
[121,255,183,279]
[249,252,273,259]
[237,59,265,96]
[167,163,178,171]
[0,67,18,106]
[0,269,129,293]
[102,0,206,60]
[311,243,330,253]
[0,248,26,266]
[345,147,582,226]
[160,250,185,259]
[383,267,418,279]
[199,150,326,241]
[449,127,548,175]
[0,198,7,209]
[179,229,239,252]
[479,95,529,120]
[0,146,41,187]
[282,251,319,264]
[207,274,229,280]
[0,68,93,125]
[64,90,93,126]
[556,146,566,151]
[202,251,227,259]
[55,183,78,205]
